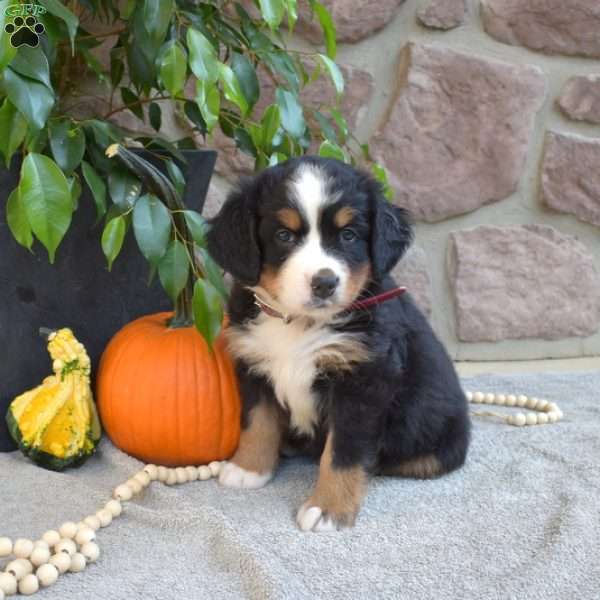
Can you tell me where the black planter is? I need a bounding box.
[0,149,217,451]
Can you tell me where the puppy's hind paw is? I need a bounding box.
[296,505,338,532]
[218,461,272,489]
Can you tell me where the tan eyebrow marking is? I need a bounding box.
[277,207,302,231]
[333,206,356,228]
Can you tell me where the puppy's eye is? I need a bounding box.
[340,228,357,242]
[276,229,296,243]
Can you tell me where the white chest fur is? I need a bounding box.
[227,315,368,435]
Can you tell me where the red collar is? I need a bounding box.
[253,287,407,324]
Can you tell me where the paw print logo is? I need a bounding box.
[5,15,45,48]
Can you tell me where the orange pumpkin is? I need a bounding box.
[96,312,241,466]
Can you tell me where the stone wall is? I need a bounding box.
[204,0,600,361]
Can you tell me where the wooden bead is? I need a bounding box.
[13,538,34,559]
[69,553,86,573]
[517,395,528,407]
[134,471,151,487]
[525,413,538,426]
[144,464,159,480]
[83,515,102,531]
[33,540,49,550]
[537,399,549,411]
[526,397,539,409]
[547,402,559,413]
[0,537,12,557]
[49,552,71,574]
[75,528,95,546]
[473,392,484,403]
[208,461,222,477]
[114,484,133,502]
[105,499,122,517]
[506,395,517,406]
[80,542,100,563]
[175,467,188,484]
[0,588,3,600]
[58,522,78,539]
[55,539,76,556]
[36,563,58,587]
[165,469,177,485]
[198,466,212,480]
[186,466,199,481]
[537,413,549,425]
[96,510,113,527]
[548,412,558,423]
[29,546,50,567]
[17,574,38,596]
[126,479,143,495]
[6,559,30,580]
[513,413,527,427]
[496,394,506,405]
[0,572,17,595]
[157,466,169,482]
[484,393,495,404]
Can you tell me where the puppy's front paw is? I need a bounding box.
[296,501,358,532]
[218,461,272,489]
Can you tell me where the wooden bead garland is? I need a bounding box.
[466,391,564,426]
[0,391,562,597]
[0,461,223,597]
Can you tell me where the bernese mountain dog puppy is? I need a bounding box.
[207,156,470,532]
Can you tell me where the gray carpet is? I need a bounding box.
[2,371,600,600]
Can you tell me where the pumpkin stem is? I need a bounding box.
[169,280,194,328]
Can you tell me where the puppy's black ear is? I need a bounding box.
[369,185,413,278]
[207,185,261,285]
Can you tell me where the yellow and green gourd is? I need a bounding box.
[6,328,101,471]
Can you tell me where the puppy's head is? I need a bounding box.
[207,157,412,319]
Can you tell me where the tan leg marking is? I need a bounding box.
[381,454,443,479]
[231,401,282,475]
[298,432,367,530]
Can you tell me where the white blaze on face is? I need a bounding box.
[277,164,348,315]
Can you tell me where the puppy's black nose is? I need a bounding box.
[311,268,339,299]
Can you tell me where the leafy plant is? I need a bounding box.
[0,0,390,344]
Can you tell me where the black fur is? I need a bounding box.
[208,156,470,478]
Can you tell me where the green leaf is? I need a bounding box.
[263,51,300,93]
[120,88,144,120]
[149,102,162,131]
[276,88,305,139]
[195,79,220,133]
[311,0,336,59]
[371,163,393,200]
[187,28,219,84]
[314,110,338,143]
[49,120,85,174]
[9,46,51,88]
[108,169,142,210]
[218,63,249,116]
[260,104,281,151]
[318,140,346,162]
[19,153,72,263]
[101,216,126,271]
[158,40,187,97]
[166,160,185,198]
[184,101,207,134]
[285,0,298,30]
[3,67,55,131]
[317,54,344,95]
[0,1,17,70]
[258,0,285,30]
[0,98,27,168]
[183,210,208,248]
[330,108,348,143]
[143,0,174,44]
[6,187,33,250]
[68,174,82,209]
[110,51,125,87]
[234,127,257,158]
[196,247,228,300]
[81,160,107,222]
[231,53,259,110]
[192,278,223,349]
[158,240,190,303]
[133,193,172,265]
[39,0,79,54]
[126,42,155,93]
